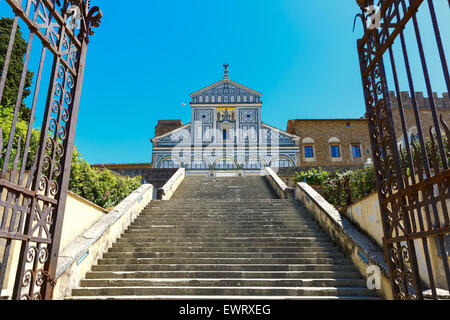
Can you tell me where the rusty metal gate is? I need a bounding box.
[355,0,449,299]
[0,0,101,299]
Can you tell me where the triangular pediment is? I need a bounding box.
[261,123,300,146]
[151,123,192,146]
[190,79,262,105]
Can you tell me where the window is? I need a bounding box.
[352,145,361,158]
[346,122,351,128]
[223,129,228,141]
[304,146,314,158]
[331,145,340,158]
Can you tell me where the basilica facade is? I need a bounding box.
[151,66,300,177]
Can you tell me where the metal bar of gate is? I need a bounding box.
[356,0,450,300]
[0,0,102,300]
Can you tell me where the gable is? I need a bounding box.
[190,80,262,105]
[152,124,192,147]
[261,123,300,146]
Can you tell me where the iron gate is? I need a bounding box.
[0,0,101,299]
[356,0,449,299]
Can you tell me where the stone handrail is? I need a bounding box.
[158,168,186,200]
[264,167,295,199]
[296,182,393,300]
[53,184,157,300]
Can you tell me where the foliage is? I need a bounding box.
[400,135,449,174]
[0,18,34,122]
[294,167,329,185]
[348,165,377,200]
[1,20,142,210]
[295,166,377,209]
[0,103,40,170]
[69,148,142,209]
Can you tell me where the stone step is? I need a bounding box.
[144,204,303,208]
[115,238,333,245]
[113,241,335,248]
[143,204,303,209]
[108,246,338,253]
[79,278,367,288]
[96,257,348,265]
[70,286,376,297]
[92,264,357,272]
[85,270,363,280]
[138,214,311,220]
[131,220,316,225]
[121,231,327,238]
[102,252,345,259]
[139,212,310,217]
[122,231,324,238]
[129,224,320,230]
[67,176,378,300]
[131,220,316,226]
[150,199,295,203]
[124,226,323,233]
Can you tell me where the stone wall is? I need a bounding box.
[1,192,109,298]
[53,184,156,300]
[344,190,450,291]
[387,91,450,143]
[286,91,449,170]
[286,119,371,168]
[296,183,393,299]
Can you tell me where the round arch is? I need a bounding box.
[240,155,268,170]
[270,155,296,168]
[184,156,212,170]
[213,156,239,170]
[157,156,183,169]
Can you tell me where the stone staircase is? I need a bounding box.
[67,176,379,300]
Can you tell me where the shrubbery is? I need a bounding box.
[1,106,142,210]
[295,166,377,209]
[294,167,329,186]
[69,148,142,209]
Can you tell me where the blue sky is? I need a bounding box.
[1,1,449,164]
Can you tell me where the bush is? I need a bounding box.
[69,148,142,209]
[349,165,377,200]
[294,167,329,185]
[295,166,377,209]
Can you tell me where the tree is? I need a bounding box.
[0,18,34,122]
[0,104,40,171]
